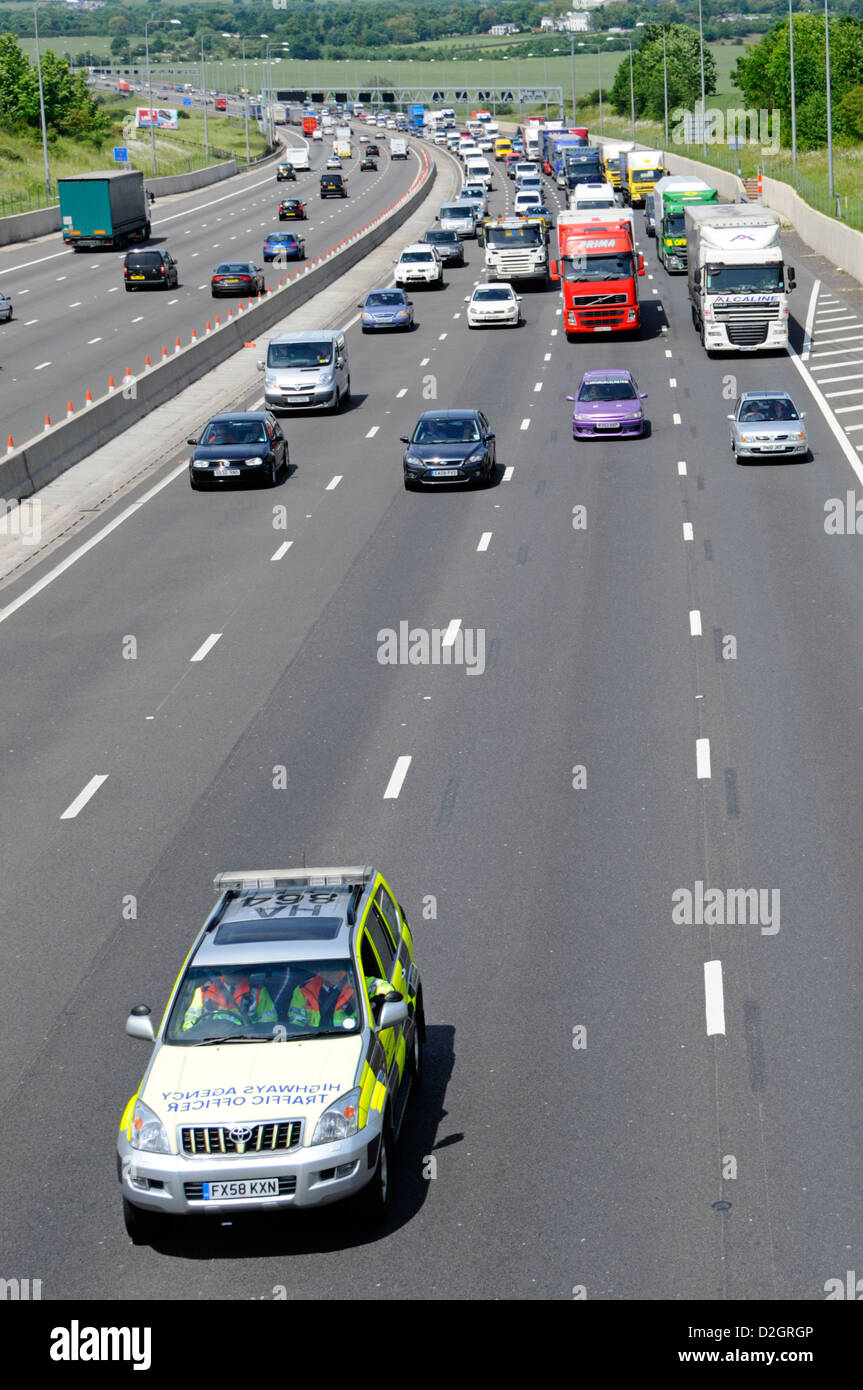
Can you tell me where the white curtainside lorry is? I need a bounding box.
[686,204,796,354]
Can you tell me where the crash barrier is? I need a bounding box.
[1,149,435,501]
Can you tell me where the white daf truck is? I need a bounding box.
[686,204,796,354]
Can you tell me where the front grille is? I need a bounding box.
[184,1176,297,1201]
[181,1121,302,1156]
[490,253,539,274]
[570,293,627,307]
[714,301,779,346]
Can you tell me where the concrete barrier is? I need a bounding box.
[144,159,238,198]
[0,204,62,247]
[1,153,436,502]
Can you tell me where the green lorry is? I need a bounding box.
[657,185,718,274]
[59,170,152,251]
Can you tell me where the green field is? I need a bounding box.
[0,94,269,209]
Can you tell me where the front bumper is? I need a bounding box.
[404,457,488,485]
[362,315,412,330]
[735,438,807,457]
[118,1123,380,1215]
[396,273,439,285]
[573,417,645,439]
[264,382,338,410]
[467,309,518,326]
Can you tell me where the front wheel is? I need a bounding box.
[356,1123,392,1225]
[123,1199,163,1246]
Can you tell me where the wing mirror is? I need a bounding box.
[187,436,198,445]
[639,392,648,399]
[256,360,265,371]
[727,414,735,421]
[375,996,408,1031]
[787,267,796,289]
[126,1005,155,1043]
[566,396,576,402]
[399,435,410,444]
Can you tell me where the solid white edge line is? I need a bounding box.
[696,737,711,779]
[788,340,863,488]
[60,773,108,820]
[0,460,189,627]
[271,541,292,561]
[190,632,222,663]
[689,610,702,636]
[383,755,412,800]
[802,278,820,361]
[704,960,726,1036]
[441,618,462,648]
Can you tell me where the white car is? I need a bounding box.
[312,128,323,141]
[464,282,522,328]
[393,244,444,288]
[514,189,545,216]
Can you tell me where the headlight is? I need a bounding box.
[396,309,408,318]
[129,1099,170,1154]
[361,311,371,319]
[311,1087,361,1146]
[465,447,486,464]
[404,451,422,466]
[318,371,334,383]
[244,456,264,466]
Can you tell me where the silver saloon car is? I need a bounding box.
[728,390,809,460]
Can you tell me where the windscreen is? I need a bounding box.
[665,214,686,235]
[366,291,405,306]
[474,287,514,301]
[486,225,542,247]
[216,263,253,274]
[201,418,268,444]
[441,205,472,219]
[126,252,163,267]
[401,251,433,262]
[739,397,800,422]
[414,416,481,444]
[632,168,662,183]
[705,264,784,293]
[578,380,636,403]
[166,959,362,1042]
[561,252,633,282]
[268,340,333,367]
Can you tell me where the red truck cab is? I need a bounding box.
[550,211,645,338]
[302,114,317,136]
[214,96,227,111]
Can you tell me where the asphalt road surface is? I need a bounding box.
[0,150,861,1302]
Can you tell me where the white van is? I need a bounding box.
[290,145,310,170]
[258,329,350,413]
[569,181,616,212]
[464,156,492,187]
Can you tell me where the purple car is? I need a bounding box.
[567,369,648,439]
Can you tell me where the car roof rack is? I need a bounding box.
[214,866,374,895]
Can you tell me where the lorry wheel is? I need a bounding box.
[144,222,151,240]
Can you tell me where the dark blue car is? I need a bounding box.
[263,231,305,263]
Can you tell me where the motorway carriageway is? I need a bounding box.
[0,130,418,450]
[0,150,861,1300]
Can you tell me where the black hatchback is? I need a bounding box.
[123,248,178,291]
[401,408,496,490]
[188,411,289,489]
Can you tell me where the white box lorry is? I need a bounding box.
[686,204,796,353]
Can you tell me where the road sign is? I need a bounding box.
[182,97,192,107]
[113,146,128,163]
